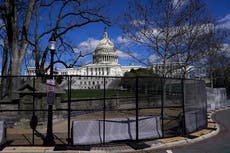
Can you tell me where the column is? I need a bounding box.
[107,67,110,75]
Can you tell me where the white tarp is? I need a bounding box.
[206,87,227,110]
[72,116,162,145]
[0,121,6,144]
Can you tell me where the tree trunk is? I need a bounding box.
[2,0,35,99]
[1,37,9,99]
[9,49,22,99]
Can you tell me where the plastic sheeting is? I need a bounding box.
[72,116,162,145]
[0,121,6,144]
[206,87,228,110]
[184,80,207,134]
[129,116,162,140]
[73,120,102,145]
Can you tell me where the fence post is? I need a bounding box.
[135,76,139,143]
[103,77,106,144]
[181,79,186,136]
[32,76,35,145]
[67,76,72,145]
[161,78,164,138]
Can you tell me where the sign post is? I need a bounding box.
[46,79,55,105]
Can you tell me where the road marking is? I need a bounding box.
[166,150,173,153]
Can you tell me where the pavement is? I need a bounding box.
[0,107,229,153]
[153,107,230,153]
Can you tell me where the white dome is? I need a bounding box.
[93,30,118,64]
[95,31,115,50]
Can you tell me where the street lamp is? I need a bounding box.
[44,32,56,146]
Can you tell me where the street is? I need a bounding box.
[154,109,230,153]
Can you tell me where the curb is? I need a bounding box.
[140,108,224,152]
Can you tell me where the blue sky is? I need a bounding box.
[62,0,230,69]
[1,0,230,72]
[205,0,230,18]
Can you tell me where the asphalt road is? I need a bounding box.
[154,109,230,153]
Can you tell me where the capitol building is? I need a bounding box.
[57,31,141,77]
[59,31,141,89]
[26,30,142,89]
[25,31,195,89]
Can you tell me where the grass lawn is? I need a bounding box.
[63,89,135,99]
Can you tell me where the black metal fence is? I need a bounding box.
[0,75,207,146]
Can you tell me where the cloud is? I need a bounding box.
[147,54,160,64]
[117,50,138,59]
[116,36,132,48]
[218,14,230,23]
[74,38,139,62]
[130,20,145,27]
[55,62,66,69]
[173,0,189,8]
[222,43,230,53]
[116,36,130,44]
[217,14,230,29]
[74,38,99,54]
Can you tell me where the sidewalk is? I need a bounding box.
[1,107,228,153]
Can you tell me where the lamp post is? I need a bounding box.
[44,32,56,146]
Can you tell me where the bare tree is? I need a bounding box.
[28,0,110,76]
[204,27,229,87]
[0,0,35,98]
[0,0,110,99]
[119,0,215,78]
[0,22,9,98]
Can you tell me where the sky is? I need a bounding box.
[1,0,230,73]
[62,0,230,69]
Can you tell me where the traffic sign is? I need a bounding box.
[46,79,55,92]
[46,79,55,105]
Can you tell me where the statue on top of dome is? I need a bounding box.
[103,27,108,39]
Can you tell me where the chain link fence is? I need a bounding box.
[0,75,207,146]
